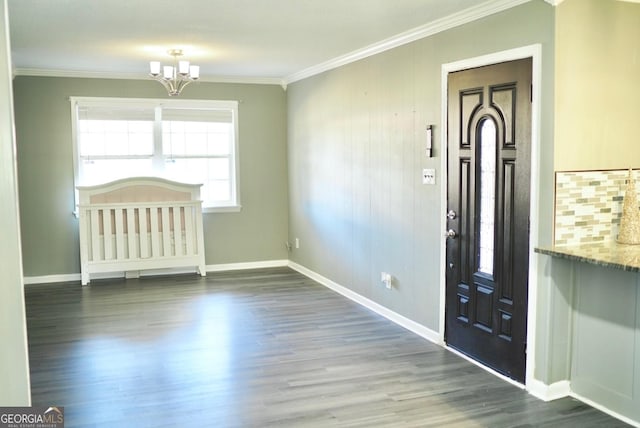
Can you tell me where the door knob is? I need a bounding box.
[446,210,457,220]
[445,229,457,239]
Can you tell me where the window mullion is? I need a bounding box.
[152,106,164,173]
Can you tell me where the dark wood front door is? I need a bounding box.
[445,58,532,382]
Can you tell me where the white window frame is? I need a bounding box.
[70,96,241,214]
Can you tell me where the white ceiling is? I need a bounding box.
[8,0,532,85]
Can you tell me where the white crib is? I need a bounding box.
[77,177,206,286]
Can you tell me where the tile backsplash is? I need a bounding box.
[554,169,637,246]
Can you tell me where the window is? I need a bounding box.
[71,97,240,212]
[478,118,496,276]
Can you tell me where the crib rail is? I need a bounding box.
[78,200,205,285]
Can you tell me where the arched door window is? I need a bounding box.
[478,117,497,276]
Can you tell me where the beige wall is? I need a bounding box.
[555,0,640,171]
[13,77,289,277]
[0,0,31,405]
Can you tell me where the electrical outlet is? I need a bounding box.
[381,272,393,289]
[422,168,436,185]
[295,238,300,249]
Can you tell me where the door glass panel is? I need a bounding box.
[478,118,496,275]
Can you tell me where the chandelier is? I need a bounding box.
[149,49,200,96]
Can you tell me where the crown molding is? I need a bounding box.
[283,0,533,85]
[13,0,535,89]
[12,67,285,86]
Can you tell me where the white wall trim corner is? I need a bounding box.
[288,261,442,346]
[527,379,571,401]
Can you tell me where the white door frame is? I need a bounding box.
[439,44,542,388]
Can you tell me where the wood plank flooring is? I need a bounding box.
[25,267,630,427]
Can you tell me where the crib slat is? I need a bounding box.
[90,209,100,261]
[184,206,194,255]
[126,208,136,259]
[103,209,113,260]
[173,206,183,256]
[161,206,172,257]
[150,208,160,258]
[139,208,149,259]
[114,208,125,260]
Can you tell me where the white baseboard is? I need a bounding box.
[206,259,289,272]
[527,379,571,401]
[570,391,640,428]
[24,269,196,285]
[23,259,290,285]
[288,261,442,345]
[23,273,81,285]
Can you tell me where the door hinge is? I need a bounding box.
[530,84,533,103]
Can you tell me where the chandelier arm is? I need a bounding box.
[155,78,174,94]
[174,79,191,96]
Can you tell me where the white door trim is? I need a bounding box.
[439,44,542,388]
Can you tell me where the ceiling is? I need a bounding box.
[8,0,531,85]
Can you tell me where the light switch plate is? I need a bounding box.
[422,168,436,185]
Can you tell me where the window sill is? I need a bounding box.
[203,205,242,214]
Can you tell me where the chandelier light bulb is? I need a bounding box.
[163,66,174,79]
[189,65,200,79]
[149,61,161,76]
[178,60,190,75]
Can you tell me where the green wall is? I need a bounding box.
[287,0,555,371]
[13,77,289,277]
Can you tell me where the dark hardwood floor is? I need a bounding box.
[25,267,629,427]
